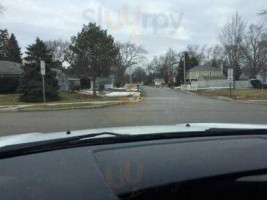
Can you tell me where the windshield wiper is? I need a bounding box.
[205,128,267,136]
[1,128,267,159]
[0,132,129,159]
[68,131,129,139]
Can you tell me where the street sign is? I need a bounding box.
[40,61,46,105]
[228,68,233,82]
[40,60,46,76]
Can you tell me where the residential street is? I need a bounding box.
[1,86,267,136]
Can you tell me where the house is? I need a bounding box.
[256,70,267,84]
[154,78,165,86]
[51,68,69,91]
[91,75,115,90]
[51,68,81,91]
[68,78,81,90]
[239,73,250,80]
[0,61,23,78]
[185,65,224,82]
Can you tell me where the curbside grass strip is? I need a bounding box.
[17,102,124,112]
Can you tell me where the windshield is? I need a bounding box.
[0,1,266,135]
[2,1,267,200]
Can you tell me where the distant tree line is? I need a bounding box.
[146,11,267,88]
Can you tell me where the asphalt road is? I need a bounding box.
[1,86,267,136]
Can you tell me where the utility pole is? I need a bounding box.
[182,54,186,84]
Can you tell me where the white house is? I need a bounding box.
[154,78,165,86]
[256,70,267,84]
[91,75,115,90]
[51,68,81,91]
[186,65,224,82]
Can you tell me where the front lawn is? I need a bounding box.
[0,94,21,105]
[194,89,267,101]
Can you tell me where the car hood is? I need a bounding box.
[1,123,267,148]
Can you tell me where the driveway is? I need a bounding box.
[1,86,267,136]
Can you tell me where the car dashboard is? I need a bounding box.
[1,135,267,200]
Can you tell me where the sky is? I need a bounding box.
[0,0,266,60]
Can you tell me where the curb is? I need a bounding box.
[17,102,124,112]
[177,89,259,105]
[0,97,144,113]
[178,89,198,96]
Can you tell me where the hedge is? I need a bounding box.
[250,79,267,89]
[0,77,19,94]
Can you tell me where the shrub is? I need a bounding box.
[80,77,91,89]
[19,80,60,102]
[70,85,81,91]
[250,79,262,88]
[0,77,19,94]
[250,79,267,89]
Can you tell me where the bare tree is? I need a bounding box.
[148,56,163,79]
[118,42,147,68]
[219,12,246,88]
[164,48,179,86]
[45,39,70,64]
[243,24,267,77]
[204,45,225,68]
[187,44,206,64]
[115,42,146,86]
[132,67,147,83]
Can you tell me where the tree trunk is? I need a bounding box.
[92,77,97,98]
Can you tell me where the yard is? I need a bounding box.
[194,89,267,101]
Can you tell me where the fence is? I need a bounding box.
[181,80,252,91]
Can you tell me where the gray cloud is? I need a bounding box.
[1,0,266,59]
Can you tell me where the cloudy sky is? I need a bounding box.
[0,0,266,59]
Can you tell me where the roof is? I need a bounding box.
[189,65,222,72]
[68,78,80,81]
[51,68,62,74]
[96,77,114,85]
[0,61,23,75]
[257,70,267,75]
[239,73,250,80]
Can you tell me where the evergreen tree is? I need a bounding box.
[7,33,22,63]
[69,23,120,97]
[0,29,9,60]
[19,38,59,102]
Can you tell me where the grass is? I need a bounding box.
[0,93,22,105]
[195,89,267,101]
[0,92,121,106]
